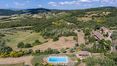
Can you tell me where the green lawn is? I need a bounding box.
[3,31,46,49]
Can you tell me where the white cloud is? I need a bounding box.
[48,0,96,6]
[59,1,78,5]
[14,2,25,8]
[38,5,42,7]
[100,0,116,5]
[48,0,116,7]
[79,0,91,2]
[48,0,79,6]
[48,2,57,6]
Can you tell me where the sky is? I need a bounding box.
[0,0,117,9]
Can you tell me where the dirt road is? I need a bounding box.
[0,56,33,66]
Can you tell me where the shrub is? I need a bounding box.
[88,36,96,43]
[0,33,5,37]
[35,40,40,43]
[60,48,67,53]
[28,49,33,54]
[35,50,41,53]
[85,57,116,66]
[73,36,77,41]
[9,51,24,57]
[32,40,41,46]
[23,49,33,55]
[115,45,117,50]
[69,48,75,53]
[44,48,60,54]
[75,43,79,47]
[0,46,13,53]
[17,42,25,48]
[83,28,91,36]
[24,43,32,48]
[0,52,9,57]
[77,58,81,62]
[53,36,59,41]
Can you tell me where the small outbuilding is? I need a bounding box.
[76,51,91,60]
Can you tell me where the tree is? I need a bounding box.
[17,42,25,48]
[75,43,79,47]
[105,52,117,64]
[98,39,111,52]
[53,36,59,41]
[115,45,117,50]
[32,40,41,46]
[91,39,111,53]
[85,57,116,66]
[84,28,91,36]
[23,49,33,55]
[0,46,13,53]
[35,40,40,43]
[88,36,96,43]
[44,48,59,54]
[35,50,41,53]
[0,40,12,53]
[24,43,32,48]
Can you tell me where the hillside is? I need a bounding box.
[0,7,117,38]
[0,6,117,66]
[0,8,53,16]
[0,7,116,15]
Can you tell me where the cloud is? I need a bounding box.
[59,1,78,5]
[79,0,91,2]
[38,4,42,7]
[48,0,79,6]
[48,0,97,6]
[100,0,116,5]
[14,2,25,8]
[48,2,57,6]
[48,0,116,7]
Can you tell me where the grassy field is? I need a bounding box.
[3,30,46,50]
[31,55,46,66]
[32,36,76,51]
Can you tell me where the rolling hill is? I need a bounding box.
[0,6,116,16]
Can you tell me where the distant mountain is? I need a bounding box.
[0,6,116,16]
[0,9,16,16]
[25,8,51,14]
[83,6,117,12]
[0,8,52,16]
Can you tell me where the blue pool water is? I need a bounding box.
[48,56,68,63]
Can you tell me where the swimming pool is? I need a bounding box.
[47,56,68,64]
